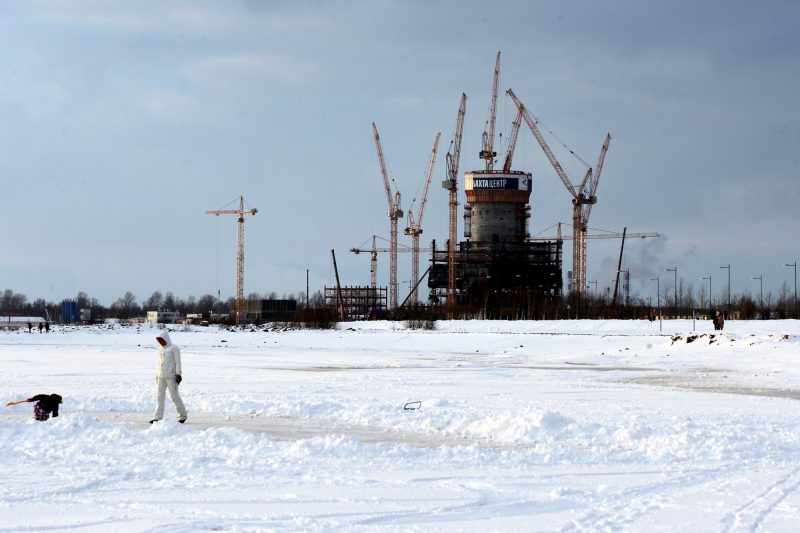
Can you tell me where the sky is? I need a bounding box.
[1,1,798,308]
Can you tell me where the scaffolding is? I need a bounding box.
[324,286,388,321]
[428,239,563,305]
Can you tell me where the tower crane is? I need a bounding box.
[502,107,524,172]
[442,93,467,306]
[350,237,432,301]
[372,122,403,309]
[479,52,501,170]
[507,88,611,297]
[529,226,660,242]
[405,131,441,305]
[205,196,258,323]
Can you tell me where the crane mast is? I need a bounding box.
[502,107,523,172]
[205,196,258,324]
[370,235,377,289]
[405,132,441,305]
[372,122,403,309]
[443,93,466,307]
[479,52,500,171]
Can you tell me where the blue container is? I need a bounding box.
[61,300,78,323]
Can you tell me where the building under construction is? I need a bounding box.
[324,286,387,320]
[428,169,562,307]
[428,53,562,312]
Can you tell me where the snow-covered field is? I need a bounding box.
[2,319,799,531]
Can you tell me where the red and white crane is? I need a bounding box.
[479,52,501,171]
[371,122,403,308]
[442,93,467,306]
[506,88,611,296]
[405,131,441,305]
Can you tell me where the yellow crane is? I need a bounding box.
[442,93,467,306]
[405,131,441,305]
[206,196,257,322]
[372,122,403,308]
[507,88,611,297]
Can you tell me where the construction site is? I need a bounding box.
[322,52,657,320]
[209,53,657,322]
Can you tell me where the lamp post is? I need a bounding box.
[719,264,731,315]
[785,262,797,319]
[587,280,597,297]
[650,276,661,331]
[701,276,711,310]
[752,275,763,316]
[665,267,677,317]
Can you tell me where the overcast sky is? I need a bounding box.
[1,1,798,308]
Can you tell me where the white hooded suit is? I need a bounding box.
[152,330,187,421]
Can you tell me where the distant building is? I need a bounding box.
[245,299,297,322]
[0,316,45,330]
[146,311,180,325]
[324,286,387,321]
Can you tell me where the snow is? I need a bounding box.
[2,319,800,531]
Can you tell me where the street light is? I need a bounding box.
[719,264,731,315]
[587,280,597,296]
[701,276,711,310]
[785,262,797,319]
[665,267,677,317]
[752,275,763,316]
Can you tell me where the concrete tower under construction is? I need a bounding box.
[463,171,531,243]
[427,53,562,315]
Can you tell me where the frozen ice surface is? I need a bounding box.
[1,319,799,531]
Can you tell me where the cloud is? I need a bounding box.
[185,53,320,93]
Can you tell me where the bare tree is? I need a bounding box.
[197,294,216,312]
[76,291,90,310]
[163,292,176,310]
[143,291,164,311]
[112,291,139,319]
[1,289,27,312]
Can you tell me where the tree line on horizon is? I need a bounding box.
[0,289,323,321]
[1,279,797,322]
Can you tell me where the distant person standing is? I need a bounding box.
[150,330,187,424]
[712,310,725,331]
[27,321,32,333]
[38,321,43,333]
[45,321,50,333]
[5,394,63,421]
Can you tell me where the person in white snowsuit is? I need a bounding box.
[150,330,187,423]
